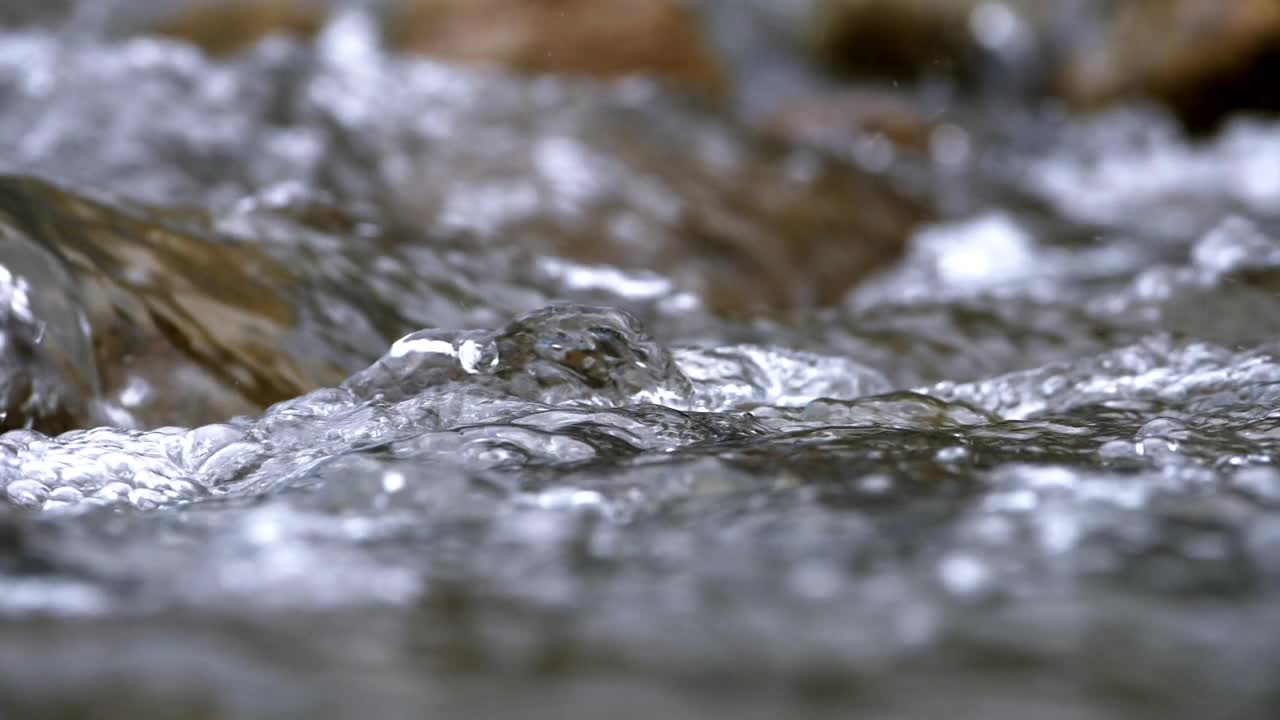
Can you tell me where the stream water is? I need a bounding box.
[1,5,1279,719]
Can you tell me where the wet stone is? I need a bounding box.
[389,0,726,98]
[0,175,346,430]
[0,234,95,434]
[0,320,84,436]
[808,0,1280,132]
[808,0,1044,91]
[1057,0,1280,133]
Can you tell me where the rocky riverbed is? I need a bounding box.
[2,2,1280,718]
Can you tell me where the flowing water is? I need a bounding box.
[2,6,1280,720]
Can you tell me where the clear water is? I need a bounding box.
[2,7,1280,720]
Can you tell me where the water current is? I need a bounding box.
[1,4,1280,719]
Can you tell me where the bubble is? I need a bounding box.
[1098,439,1136,460]
[1135,417,1189,440]
[179,424,247,470]
[194,441,266,487]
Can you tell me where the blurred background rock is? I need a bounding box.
[4,0,1274,134]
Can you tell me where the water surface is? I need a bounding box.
[2,7,1280,719]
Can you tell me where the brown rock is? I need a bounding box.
[388,0,725,97]
[811,0,984,82]
[151,0,328,56]
[150,0,725,98]
[808,0,1050,86]
[1058,0,1280,132]
[0,243,91,435]
[811,0,1280,131]
[0,176,347,430]
[655,145,918,313]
